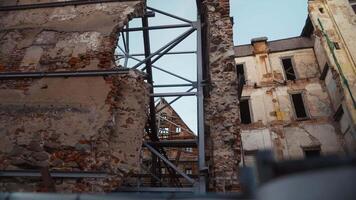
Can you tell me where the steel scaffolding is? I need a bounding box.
[0,0,207,194]
[115,1,206,193]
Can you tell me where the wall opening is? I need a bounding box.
[333,104,344,122]
[282,58,297,80]
[303,147,321,158]
[291,93,308,120]
[320,63,330,80]
[240,98,252,124]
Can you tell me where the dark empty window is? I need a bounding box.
[236,64,245,76]
[291,93,308,119]
[333,42,341,50]
[240,98,252,124]
[350,0,356,13]
[320,63,330,80]
[333,104,344,122]
[282,58,297,80]
[237,64,246,100]
[304,148,321,158]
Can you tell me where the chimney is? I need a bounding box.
[251,37,269,54]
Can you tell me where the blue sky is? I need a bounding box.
[117,0,308,133]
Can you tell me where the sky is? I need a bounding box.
[117,0,308,134]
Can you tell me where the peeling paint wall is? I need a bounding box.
[0,0,149,192]
[308,0,356,153]
[203,0,241,192]
[235,39,343,165]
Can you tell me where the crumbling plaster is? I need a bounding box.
[0,0,149,192]
[309,0,356,152]
[236,45,343,163]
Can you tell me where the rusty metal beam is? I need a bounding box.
[0,0,139,11]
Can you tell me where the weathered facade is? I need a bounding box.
[0,0,149,192]
[235,0,356,166]
[307,0,356,153]
[235,37,343,165]
[203,0,241,192]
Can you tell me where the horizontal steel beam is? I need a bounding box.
[130,173,199,178]
[153,83,196,88]
[117,186,195,193]
[0,0,139,11]
[145,139,197,148]
[0,69,133,79]
[151,92,197,97]
[127,51,197,57]
[0,170,107,178]
[122,24,192,32]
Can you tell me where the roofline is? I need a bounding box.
[234,36,310,48]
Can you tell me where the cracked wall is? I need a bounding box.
[203,0,241,192]
[308,0,356,153]
[0,0,149,192]
[235,38,343,165]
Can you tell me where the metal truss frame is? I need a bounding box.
[0,0,207,194]
[115,3,206,193]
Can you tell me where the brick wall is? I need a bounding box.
[0,0,149,192]
[203,0,241,192]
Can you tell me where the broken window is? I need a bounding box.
[350,0,356,13]
[290,93,309,120]
[281,58,297,80]
[185,168,192,175]
[240,98,252,124]
[333,104,344,122]
[236,64,244,76]
[320,63,330,80]
[303,147,321,158]
[237,64,246,100]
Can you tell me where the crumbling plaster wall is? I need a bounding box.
[203,0,241,192]
[236,47,343,162]
[309,0,356,153]
[0,0,149,192]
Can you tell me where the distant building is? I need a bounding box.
[235,0,356,167]
[123,98,198,187]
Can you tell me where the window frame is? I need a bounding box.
[289,91,310,121]
[280,56,298,81]
[239,96,253,124]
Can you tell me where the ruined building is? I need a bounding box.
[0,0,354,195]
[236,0,356,166]
[0,0,240,194]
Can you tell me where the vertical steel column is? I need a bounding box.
[196,17,206,194]
[142,9,160,186]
